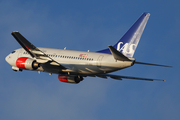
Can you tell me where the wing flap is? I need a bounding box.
[31,50,45,55]
[96,74,165,81]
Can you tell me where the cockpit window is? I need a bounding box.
[11,51,16,54]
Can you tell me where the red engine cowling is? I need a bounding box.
[58,75,83,84]
[16,57,39,70]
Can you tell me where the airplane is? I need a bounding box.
[5,13,171,84]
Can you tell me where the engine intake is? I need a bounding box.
[16,57,39,70]
[58,75,83,84]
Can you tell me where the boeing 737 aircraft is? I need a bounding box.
[5,13,170,84]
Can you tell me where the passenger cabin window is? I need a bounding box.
[46,53,94,61]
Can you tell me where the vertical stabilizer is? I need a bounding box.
[97,13,150,58]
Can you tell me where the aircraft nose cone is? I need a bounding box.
[5,55,10,63]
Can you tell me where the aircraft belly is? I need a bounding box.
[100,60,133,71]
[62,62,132,75]
[63,64,103,74]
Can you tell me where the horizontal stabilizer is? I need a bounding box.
[135,61,172,67]
[108,45,131,61]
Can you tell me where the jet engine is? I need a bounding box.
[16,57,39,70]
[58,75,83,84]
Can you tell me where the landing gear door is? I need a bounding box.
[97,55,104,67]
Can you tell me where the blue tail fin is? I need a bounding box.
[97,13,150,58]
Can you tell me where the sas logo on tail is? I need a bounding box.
[117,42,136,55]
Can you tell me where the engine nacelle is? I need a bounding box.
[58,75,83,84]
[16,57,39,70]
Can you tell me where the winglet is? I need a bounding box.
[11,31,36,57]
[11,31,66,69]
[108,45,131,61]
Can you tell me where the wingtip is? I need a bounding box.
[155,79,165,82]
[11,31,19,34]
[143,12,150,16]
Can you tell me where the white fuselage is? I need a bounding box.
[5,47,134,75]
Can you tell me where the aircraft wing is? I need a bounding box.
[95,74,165,81]
[11,31,66,69]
